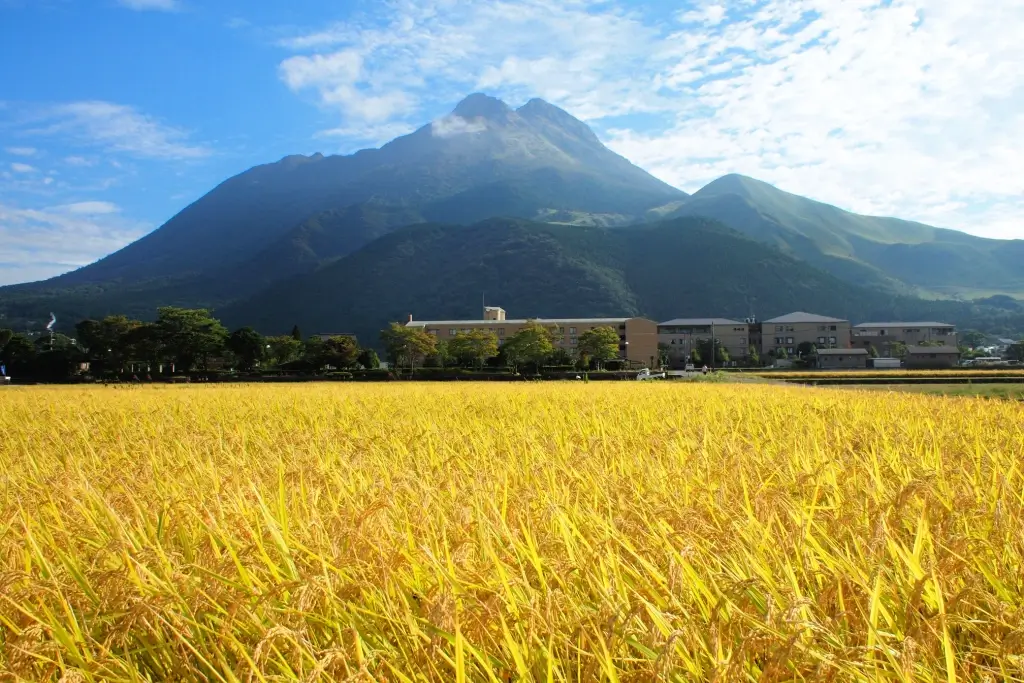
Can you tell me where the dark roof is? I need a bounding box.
[658,318,744,327]
[907,345,960,354]
[816,348,869,355]
[764,311,847,324]
[854,322,955,328]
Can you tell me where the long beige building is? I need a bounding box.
[762,311,851,357]
[657,318,750,366]
[851,322,957,354]
[405,307,659,366]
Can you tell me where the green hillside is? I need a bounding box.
[664,174,1024,298]
[220,217,1024,344]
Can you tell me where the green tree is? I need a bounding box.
[153,307,228,372]
[0,334,37,375]
[357,348,381,369]
[265,335,303,366]
[448,329,499,369]
[75,315,140,374]
[796,341,816,358]
[961,329,986,349]
[747,345,760,367]
[774,347,788,360]
[320,335,360,369]
[697,338,729,365]
[291,325,302,341]
[380,323,437,370]
[0,328,15,352]
[890,341,909,358]
[657,343,671,368]
[227,327,265,372]
[577,326,620,370]
[124,323,163,372]
[868,344,879,358]
[689,348,702,364]
[502,320,555,373]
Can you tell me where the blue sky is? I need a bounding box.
[1,0,1022,285]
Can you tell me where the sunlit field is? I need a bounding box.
[2,384,1023,681]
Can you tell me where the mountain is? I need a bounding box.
[0,93,684,328]
[659,174,1024,298]
[220,216,1024,344]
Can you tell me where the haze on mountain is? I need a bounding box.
[1,93,1022,336]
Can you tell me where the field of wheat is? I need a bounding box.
[2,383,1023,682]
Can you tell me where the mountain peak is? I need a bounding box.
[452,93,512,120]
[517,97,599,143]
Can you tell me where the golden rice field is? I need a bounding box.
[753,370,1024,380]
[2,383,1024,682]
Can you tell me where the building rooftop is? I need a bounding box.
[906,345,961,354]
[658,318,745,327]
[816,348,869,355]
[764,311,848,324]
[854,322,955,328]
[407,317,635,327]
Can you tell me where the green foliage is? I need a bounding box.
[868,344,879,358]
[891,341,909,358]
[357,348,381,369]
[961,330,987,349]
[319,335,360,369]
[448,329,499,369]
[747,345,760,366]
[502,321,556,372]
[796,341,817,358]
[380,323,437,370]
[577,326,620,369]
[227,327,265,372]
[75,315,141,374]
[153,307,228,372]
[696,338,729,365]
[0,334,36,374]
[265,335,303,366]
[0,328,14,351]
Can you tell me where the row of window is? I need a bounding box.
[443,326,592,337]
[669,338,747,347]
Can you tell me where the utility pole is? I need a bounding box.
[711,321,715,370]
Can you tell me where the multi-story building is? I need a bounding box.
[405,307,659,366]
[762,312,851,358]
[851,322,957,355]
[657,318,750,367]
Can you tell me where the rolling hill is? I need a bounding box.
[220,216,1024,344]
[660,174,1024,298]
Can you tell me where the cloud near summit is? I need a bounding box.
[278,0,1024,239]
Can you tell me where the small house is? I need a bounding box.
[905,345,960,369]
[815,348,869,370]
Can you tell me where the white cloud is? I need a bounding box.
[279,0,1024,239]
[59,201,120,215]
[26,101,209,160]
[117,0,178,11]
[10,162,36,173]
[63,155,96,167]
[6,147,37,156]
[431,114,486,138]
[0,202,150,285]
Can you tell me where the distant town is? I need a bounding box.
[404,306,1021,371]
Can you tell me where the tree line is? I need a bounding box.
[0,308,629,381]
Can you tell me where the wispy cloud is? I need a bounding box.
[10,162,36,173]
[116,0,179,12]
[279,0,1024,239]
[0,201,149,285]
[22,101,210,160]
[5,146,37,156]
[431,115,486,139]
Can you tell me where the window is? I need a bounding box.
[571,338,578,345]
[739,338,746,346]
[830,325,837,331]
[786,326,795,332]
[449,329,456,336]
[818,325,827,332]
[787,347,794,354]
[428,330,437,335]
[817,337,826,344]
[829,336,837,344]
[569,327,577,334]
[498,328,505,337]
[786,337,794,344]
[776,325,784,332]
